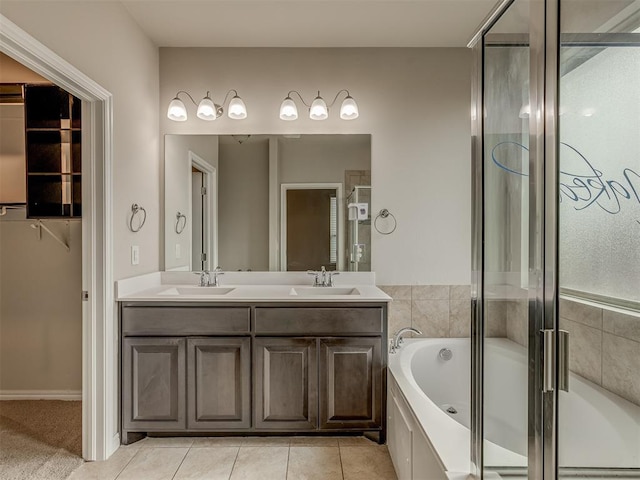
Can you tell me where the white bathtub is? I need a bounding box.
[388,338,640,477]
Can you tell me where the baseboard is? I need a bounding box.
[110,432,121,457]
[0,390,82,400]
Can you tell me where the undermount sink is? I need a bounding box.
[158,286,235,296]
[290,287,361,296]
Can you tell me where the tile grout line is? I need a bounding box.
[169,447,190,480]
[338,443,346,480]
[227,443,242,480]
[285,445,291,480]
[113,446,144,480]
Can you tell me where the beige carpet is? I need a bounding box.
[0,400,84,480]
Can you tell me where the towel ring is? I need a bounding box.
[374,209,397,235]
[129,203,147,233]
[175,212,187,234]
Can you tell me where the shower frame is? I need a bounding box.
[469,0,562,478]
[469,0,640,478]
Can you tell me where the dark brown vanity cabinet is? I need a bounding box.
[122,337,186,431]
[187,337,251,430]
[254,337,318,430]
[319,337,382,430]
[120,302,387,443]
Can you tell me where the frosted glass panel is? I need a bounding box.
[559,44,640,304]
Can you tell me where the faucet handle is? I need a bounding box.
[195,270,211,287]
[326,271,340,286]
[307,270,320,286]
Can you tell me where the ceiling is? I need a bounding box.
[120,0,499,48]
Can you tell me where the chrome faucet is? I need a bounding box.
[389,327,422,354]
[196,266,224,287]
[210,266,224,287]
[197,270,211,287]
[307,266,340,287]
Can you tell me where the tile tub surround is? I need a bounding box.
[505,295,640,407]
[67,436,397,480]
[381,284,506,338]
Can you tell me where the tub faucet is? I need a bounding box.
[390,327,422,354]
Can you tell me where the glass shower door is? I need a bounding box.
[476,0,532,476]
[557,0,640,475]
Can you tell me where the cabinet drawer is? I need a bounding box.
[122,307,250,336]
[255,307,383,335]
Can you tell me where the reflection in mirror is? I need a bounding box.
[164,134,371,272]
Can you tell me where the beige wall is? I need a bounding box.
[218,139,270,271]
[0,2,159,398]
[0,214,82,391]
[1,1,161,279]
[160,47,472,285]
[164,134,218,271]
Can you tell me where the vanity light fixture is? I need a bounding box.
[279,90,359,121]
[167,89,247,122]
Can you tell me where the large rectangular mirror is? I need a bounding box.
[164,134,371,272]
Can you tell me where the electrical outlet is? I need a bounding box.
[131,245,140,265]
[175,243,181,259]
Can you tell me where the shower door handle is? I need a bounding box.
[542,329,570,393]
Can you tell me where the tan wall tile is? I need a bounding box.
[560,317,602,385]
[602,333,640,406]
[506,300,528,347]
[603,309,640,343]
[412,300,449,337]
[378,285,411,300]
[412,285,450,300]
[559,298,603,329]
[388,300,412,336]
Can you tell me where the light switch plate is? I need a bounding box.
[175,243,181,259]
[131,245,140,265]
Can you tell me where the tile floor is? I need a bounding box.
[68,436,399,480]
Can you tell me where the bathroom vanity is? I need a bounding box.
[116,272,390,444]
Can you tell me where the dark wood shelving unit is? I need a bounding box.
[24,84,81,218]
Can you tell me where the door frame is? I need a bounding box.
[187,150,216,271]
[0,15,114,460]
[280,182,344,271]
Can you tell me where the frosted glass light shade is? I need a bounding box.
[309,95,328,120]
[279,97,298,121]
[518,104,530,119]
[340,96,359,120]
[197,96,217,121]
[228,95,247,119]
[167,97,187,121]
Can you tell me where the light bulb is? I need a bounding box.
[167,97,187,121]
[197,95,217,121]
[309,95,328,120]
[279,97,298,121]
[340,95,359,120]
[228,95,247,120]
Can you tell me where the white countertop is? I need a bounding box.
[116,272,392,303]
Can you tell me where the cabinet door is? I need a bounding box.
[187,337,251,429]
[319,337,382,429]
[254,338,318,430]
[123,337,185,430]
[388,384,413,480]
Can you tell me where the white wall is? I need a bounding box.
[1,1,161,279]
[160,48,472,285]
